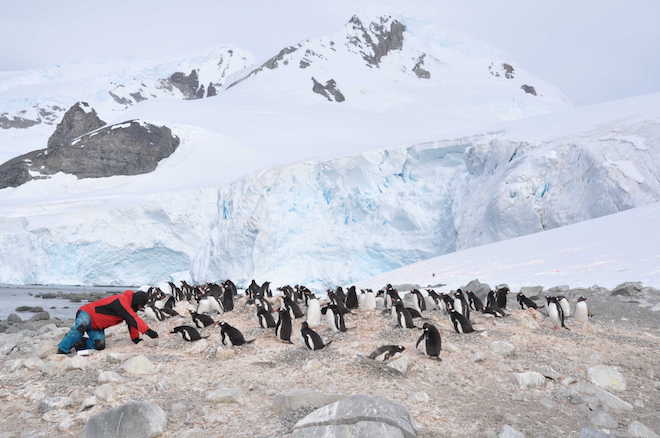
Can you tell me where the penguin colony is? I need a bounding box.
[141,280,591,361]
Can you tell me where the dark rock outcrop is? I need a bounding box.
[47,102,106,149]
[1,105,64,129]
[227,46,300,89]
[312,78,346,102]
[521,84,538,96]
[207,83,218,97]
[412,54,431,79]
[167,70,203,99]
[0,104,179,189]
[346,15,406,67]
[489,62,516,79]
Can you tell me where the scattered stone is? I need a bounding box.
[512,310,541,329]
[499,425,525,438]
[106,352,130,363]
[15,306,44,312]
[38,397,73,414]
[588,365,626,391]
[409,392,430,403]
[80,396,97,411]
[472,352,486,363]
[272,389,344,415]
[7,313,22,323]
[94,384,115,402]
[490,341,516,357]
[580,427,610,438]
[206,388,241,404]
[537,365,561,380]
[387,355,411,376]
[292,395,416,438]
[98,370,123,383]
[64,356,88,370]
[82,401,167,438]
[611,282,643,297]
[513,372,546,389]
[302,359,322,371]
[589,410,618,428]
[575,382,633,412]
[30,312,50,321]
[122,355,155,375]
[628,421,660,438]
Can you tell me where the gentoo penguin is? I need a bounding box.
[449,310,476,334]
[517,293,538,310]
[284,296,304,319]
[189,310,215,328]
[335,287,347,305]
[306,297,322,327]
[486,290,497,310]
[275,308,294,343]
[300,321,332,350]
[345,286,359,309]
[322,304,347,333]
[557,296,571,317]
[394,301,416,329]
[368,345,405,361]
[466,291,484,312]
[171,325,208,342]
[328,291,351,315]
[256,304,277,328]
[416,323,442,360]
[145,304,164,321]
[358,290,368,309]
[455,290,470,321]
[221,286,234,313]
[426,290,441,310]
[254,295,273,314]
[411,289,427,312]
[496,287,509,309]
[546,297,569,330]
[574,296,590,322]
[363,291,377,310]
[196,296,223,314]
[218,322,254,346]
[159,307,180,318]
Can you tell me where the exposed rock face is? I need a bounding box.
[521,84,537,96]
[82,401,167,438]
[412,54,431,79]
[1,104,64,129]
[272,389,344,415]
[167,70,202,99]
[346,15,406,67]
[463,279,492,301]
[489,62,516,79]
[311,77,346,102]
[227,46,299,89]
[47,102,106,149]
[0,106,179,189]
[588,365,627,391]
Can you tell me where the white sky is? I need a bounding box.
[1,0,658,105]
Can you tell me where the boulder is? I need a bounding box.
[387,356,411,376]
[122,355,155,376]
[98,371,123,383]
[628,421,660,438]
[15,306,44,312]
[611,282,643,297]
[499,425,525,438]
[82,401,167,438]
[589,410,617,428]
[292,395,416,438]
[520,286,543,298]
[205,388,241,404]
[580,427,610,438]
[38,396,73,414]
[588,366,626,391]
[490,341,516,357]
[30,312,50,321]
[94,384,115,402]
[47,102,106,150]
[513,372,546,389]
[463,279,491,301]
[273,389,344,415]
[6,313,22,323]
[574,382,632,412]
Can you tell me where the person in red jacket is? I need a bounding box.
[57,290,158,354]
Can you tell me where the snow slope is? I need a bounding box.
[359,202,660,290]
[0,92,659,286]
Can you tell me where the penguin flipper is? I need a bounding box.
[245,339,256,344]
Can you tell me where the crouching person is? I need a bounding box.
[57,290,158,354]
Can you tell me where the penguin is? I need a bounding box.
[189,310,215,328]
[335,287,347,305]
[306,297,322,327]
[574,296,590,322]
[145,304,164,321]
[256,304,277,328]
[218,322,254,346]
[517,293,538,310]
[394,301,415,329]
[284,296,304,319]
[486,290,497,310]
[254,295,273,314]
[300,321,332,350]
[221,286,234,313]
[426,290,441,310]
[275,308,294,343]
[411,289,427,312]
[328,291,351,315]
[455,290,470,321]
[171,325,208,342]
[358,290,368,309]
[440,293,454,313]
[466,291,484,312]
[368,345,405,361]
[546,296,569,330]
[345,286,359,309]
[557,296,571,317]
[196,296,223,314]
[416,323,442,360]
[159,307,180,318]
[496,287,509,309]
[449,310,476,334]
[323,304,347,333]
[363,291,377,310]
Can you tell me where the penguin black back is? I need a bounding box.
[466,291,484,312]
[189,310,215,328]
[346,286,359,309]
[171,325,207,342]
[301,321,331,350]
[218,321,253,346]
[275,308,294,343]
[368,345,405,361]
[517,292,538,309]
[449,311,476,334]
[416,322,442,359]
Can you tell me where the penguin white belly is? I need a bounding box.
[559,298,571,317]
[375,297,384,309]
[417,336,428,355]
[575,302,589,322]
[548,304,561,327]
[364,293,377,310]
[307,300,321,327]
[358,294,367,308]
[144,307,158,321]
[326,310,338,332]
[454,299,463,316]
[391,307,398,323]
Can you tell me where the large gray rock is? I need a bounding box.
[273,389,344,415]
[166,70,203,99]
[463,279,491,301]
[205,387,241,404]
[83,401,167,438]
[588,365,626,391]
[513,372,546,389]
[6,313,22,323]
[0,116,179,189]
[490,341,516,357]
[611,282,643,297]
[499,425,525,438]
[628,421,660,438]
[122,355,156,376]
[580,427,610,438]
[30,311,50,321]
[575,382,633,412]
[589,410,618,428]
[292,395,416,438]
[47,102,106,150]
[520,286,544,298]
[346,15,406,67]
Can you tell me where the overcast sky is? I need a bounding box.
[1,0,658,105]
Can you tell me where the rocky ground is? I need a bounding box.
[0,283,659,438]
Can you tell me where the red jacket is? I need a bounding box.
[80,290,150,341]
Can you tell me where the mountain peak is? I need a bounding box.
[345,14,406,67]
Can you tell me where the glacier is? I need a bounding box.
[1,94,659,287]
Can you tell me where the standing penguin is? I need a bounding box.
[256,304,276,328]
[322,304,347,333]
[363,291,377,310]
[557,296,571,317]
[466,291,484,312]
[306,297,322,327]
[416,323,442,360]
[517,292,538,310]
[455,290,470,321]
[449,310,476,334]
[546,296,569,330]
[300,321,332,350]
[486,290,497,310]
[221,286,234,313]
[411,289,427,312]
[496,287,509,309]
[574,296,590,322]
[394,301,416,329]
[345,286,359,309]
[218,322,254,346]
[284,296,304,319]
[275,308,294,343]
